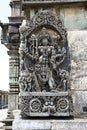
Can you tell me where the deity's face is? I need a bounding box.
[42,38,49,46]
[27,77,32,82]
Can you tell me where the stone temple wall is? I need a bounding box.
[25,5,87,30]
[20,6,87,116]
[68,31,87,116]
[18,3,87,117]
[1,0,87,120]
[60,6,87,30]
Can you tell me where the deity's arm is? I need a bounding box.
[25,52,34,59]
[56,48,66,66]
[56,54,66,66]
[37,73,48,82]
[24,51,38,61]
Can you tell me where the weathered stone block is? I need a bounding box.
[73,91,87,117]
[13,119,51,130]
[68,31,87,91]
[60,6,87,30]
[52,119,87,130]
[8,94,19,111]
[13,118,87,130]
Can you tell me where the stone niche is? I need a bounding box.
[19,10,73,118]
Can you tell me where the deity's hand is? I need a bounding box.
[33,55,39,62]
[51,55,56,59]
[23,47,28,54]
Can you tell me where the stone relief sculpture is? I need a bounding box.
[19,10,73,117]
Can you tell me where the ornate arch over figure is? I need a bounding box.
[19,10,67,43]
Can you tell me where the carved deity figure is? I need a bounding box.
[19,27,69,92]
[59,69,69,91]
[19,11,73,118]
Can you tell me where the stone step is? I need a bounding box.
[2,125,12,130]
[0,118,13,130]
[1,118,13,126]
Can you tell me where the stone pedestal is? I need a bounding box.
[12,118,87,130]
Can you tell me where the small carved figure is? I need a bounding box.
[26,75,32,91]
[59,69,69,91]
[19,76,27,91]
[42,101,56,113]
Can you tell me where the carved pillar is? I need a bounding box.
[30,9,35,19]
[4,95,6,105]
[5,0,24,118]
[2,95,4,106]
[7,49,20,118]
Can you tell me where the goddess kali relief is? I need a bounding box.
[19,27,69,92]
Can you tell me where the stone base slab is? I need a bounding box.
[12,118,87,130]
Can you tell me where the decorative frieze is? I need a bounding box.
[21,92,73,117]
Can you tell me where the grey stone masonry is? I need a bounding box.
[23,2,87,30]
[68,31,87,91]
[13,118,87,130]
[22,0,87,4]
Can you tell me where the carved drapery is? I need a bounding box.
[19,10,73,117]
